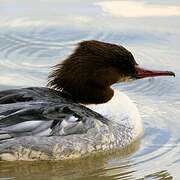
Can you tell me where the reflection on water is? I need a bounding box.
[98,1,180,17]
[0,0,180,179]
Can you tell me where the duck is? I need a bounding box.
[0,40,175,161]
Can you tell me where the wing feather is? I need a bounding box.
[0,87,107,143]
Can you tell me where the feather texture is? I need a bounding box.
[0,87,108,142]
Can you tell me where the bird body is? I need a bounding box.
[0,87,140,160]
[0,40,174,161]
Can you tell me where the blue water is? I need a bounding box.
[0,0,180,179]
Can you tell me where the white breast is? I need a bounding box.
[86,89,143,140]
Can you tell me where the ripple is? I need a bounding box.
[0,31,72,59]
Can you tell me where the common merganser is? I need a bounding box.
[0,40,175,161]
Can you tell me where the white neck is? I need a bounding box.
[86,89,143,140]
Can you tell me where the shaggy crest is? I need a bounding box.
[48,40,137,104]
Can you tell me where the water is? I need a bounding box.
[0,0,180,179]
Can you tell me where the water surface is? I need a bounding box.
[0,0,180,179]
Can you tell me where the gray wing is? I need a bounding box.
[0,104,86,142]
[0,87,104,143]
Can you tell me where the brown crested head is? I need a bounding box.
[47,40,137,104]
[47,40,175,104]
